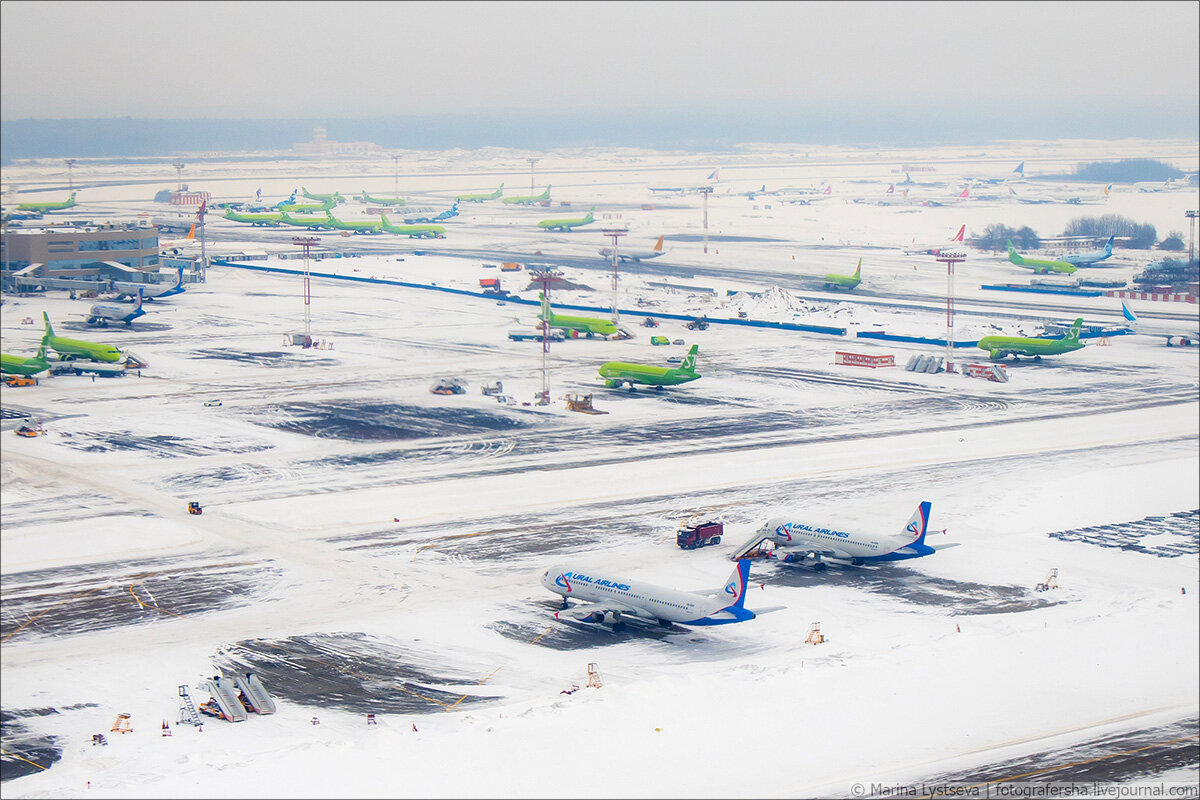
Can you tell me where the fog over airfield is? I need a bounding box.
[1,1,1198,153]
[3,1,1198,118]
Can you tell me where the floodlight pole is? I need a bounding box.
[936,252,966,374]
[601,227,627,324]
[172,163,185,191]
[392,154,401,196]
[65,159,77,191]
[293,237,318,336]
[1186,210,1198,266]
[699,187,713,254]
[527,158,540,199]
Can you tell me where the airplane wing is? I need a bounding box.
[557,599,656,624]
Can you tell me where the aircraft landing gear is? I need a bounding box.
[560,597,570,610]
[813,561,828,572]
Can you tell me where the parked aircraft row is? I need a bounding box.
[542,499,945,630]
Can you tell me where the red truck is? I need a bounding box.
[677,521,723,550]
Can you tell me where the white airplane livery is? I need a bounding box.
[1121,302,1197,347]
[599,235,667,262]
[749,501,947,568]
[541,560,768,629]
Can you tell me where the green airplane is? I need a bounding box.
[976,318,1085,361]
[538,292,619,338]
[17,191,77,212]
[456,183,504,203]
[824,258,862,289]
[599,344,701,391]
[538,206,595,232]
[300,188,344,204]
[42,312,123,363]
[380,215,446,239]
[278,211,336,230]
[502,185,551,205]
[325,212,383,234]
[277,198,335,213]
[1006,240,1078,275]
[359,191,407,206]
[1,343,52,376]
[223,208,285,226]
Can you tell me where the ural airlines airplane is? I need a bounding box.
[752,502,946,568]
[541,560,770,629]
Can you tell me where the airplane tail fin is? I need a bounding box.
[135,287,144,311]
[904,502,933,547]
[540,291,550,320]
[679,344,700,373]
[43,311,55,340]
[1065,318,1084,342]
[720,560,751,610]
[175,266,184,289]
[852,258,862,279]
[823,185,832,195]
[1014,161,1025,176]
[958,187,970,199]
[952,224,965,242]
[1104,183,1112,197]
[1104,235,1114,254]
[1006,240,1023,264]
[653,235,665,253]
[185,224,196,240]
[35,342,49,362]
[1121,302,1138,323]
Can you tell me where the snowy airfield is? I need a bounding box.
[2,139,1199,798]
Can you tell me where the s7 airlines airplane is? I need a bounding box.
[42,313,123,362]
[753,502,945,569]
[541,560,771,629]
[598,235,666,262]
[903,224,965,256]
[1,344,52,376]
[502,185,551,205]
[457,184,504,203]
[538,292,619,337]
[17,192,77,212]
[537,206,595,232]
[598,344,700,390]
[1006,240,1077,274]
[976,318,1085,361]
[824,258,861,289]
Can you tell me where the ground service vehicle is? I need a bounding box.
[677,521,723,550]
[4,375,37,387]
[187,501,203,515]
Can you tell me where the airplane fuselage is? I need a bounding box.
[762,520,932,564]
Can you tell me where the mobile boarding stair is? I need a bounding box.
[196,672,276,722]
[730,530,775,561]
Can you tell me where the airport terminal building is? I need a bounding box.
[1,222,160,275]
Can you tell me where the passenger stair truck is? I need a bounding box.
[197,676,248,722]
[233,672,276,714]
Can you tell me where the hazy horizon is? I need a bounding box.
[1,1,1197,161]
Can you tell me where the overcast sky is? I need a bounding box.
[2,1,1197,120]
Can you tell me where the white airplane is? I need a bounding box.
[84,288,145,327]
[902,224,965,256]
[778,184,833,204]
[1007,186,1055,204]
[540,559,772,630]
[112,267,186,301]
[598,235,667,262]
[1120,302,1198,346]
[749,501,950,569]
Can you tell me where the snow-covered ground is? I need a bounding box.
[2,139,1198,798]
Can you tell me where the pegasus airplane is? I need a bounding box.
[1063,236,1114,267]
[976,318,1085,361]
[456,184,503,203]
[598,344,700,391]
[17,192,77,212]
[541,560,771,630]
[755,502,945,569]
[537,206,595,232]
[1006,240,1077,274]
[599,235,666,262]
[502,185,551,205]
[1120,303,1198,347]
[903,224,965,256]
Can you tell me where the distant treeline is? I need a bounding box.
[1035,158,1185,183]
[971,214,1161,251]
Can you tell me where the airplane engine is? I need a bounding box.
[1167,336,1193,347]
[604,379,623,389]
